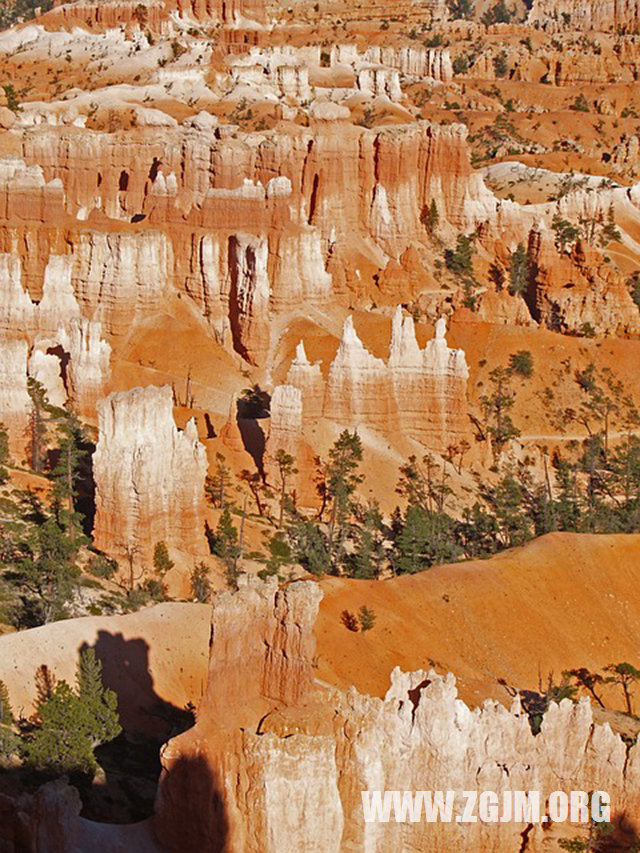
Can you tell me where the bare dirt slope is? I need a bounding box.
[3,534,640,721]
[316,532,640,708]
[0,603,210,730]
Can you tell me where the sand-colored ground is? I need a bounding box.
[3,533,640,724]
[316,532,640,709]
[0,603,210,731]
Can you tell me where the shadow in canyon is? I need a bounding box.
[236,387,270,477]
[152,751,230,852]
[76,631,196,823]
[601,813,640,852]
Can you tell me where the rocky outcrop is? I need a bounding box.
[312,0,449,24]
[528,0,640,32]
[228,50,313,101]
[266,384,302,464]
[526,221,640,336]
[57,318,111,415]
[228,233,271,365]
[284,341,325,428]
[0,337,30,461]
[40,0,267,34]
[27,346,66,409]
[356,66,402,101]
[282,309,470,451]
[364,46,453,82]
[154,577,640,853]
[93,385,208,574]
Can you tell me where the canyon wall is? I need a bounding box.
[92,384,208,573]
[0,120,498,370]
[282,309,470,451]
[154,577,640,853]
[528,0,640,32]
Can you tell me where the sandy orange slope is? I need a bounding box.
[2,533,640,721]
[315,532,640,707]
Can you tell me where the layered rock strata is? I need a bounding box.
[92,385,208,573]
[154,577,640,853]
[283,309,470,451]
[0,337,30,461]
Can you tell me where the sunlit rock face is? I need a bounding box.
[278,309,470,452]
[154,577,640,853]
[92,385,208,574]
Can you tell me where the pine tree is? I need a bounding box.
[190,562,212,602]
[288,518,330,577]
[0,422,10,485]
[421,199,439,235]
[0,679,17,760]
[153,541,174,577]
[394,504,432,574]
[274,449,297,529]
[206,452,231,508]
[213,507,240,586]
[49,410,89,547]
[0,679,12,725]
[26,650,121,777]
[75,648,121,748]
[325,430,364,563]
[480,366,521,453]
[347,503,386,579]
[25,681,97,775]
[358,605,377,632]
[27,378,49,474]
[508,243,530,296]
[15,512,81,624]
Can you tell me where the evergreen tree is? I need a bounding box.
[444,234,475,276]
[394,504,432,574]
[274,449,297,529]
[0,422,10,484]
[480,367,521,452]
[13,509,81,625]
[238,469,271,517]
[75,648,121,748]
[394,504,460,573]
[347,503,386,579]
[457,501,501,559]
[482,470,534,548]
[358,605,377,632]
[26,650,121,777]
[508,243,530,296]
[26,378,49,474]
[48,409,88,544]
[206,452,231,508]
[25,680,97,776]
[212,507,240,586]
[421,199,440,235]
[288,518,330,577]
[509,350,533,378]
[261,531,292,578]
[604,662,640,715]
[0,679,12,725]
[0,679,17,760]
[325,431,364,563]
[190,562,212,602]
[153,541,174,577]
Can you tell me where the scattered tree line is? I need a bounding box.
[211,357,640,583]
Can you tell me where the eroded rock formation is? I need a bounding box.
[527,221,640,336]
[282,309,470,451]
[93,385,208,573]
[0,337,30,461]
[154,577,640,853]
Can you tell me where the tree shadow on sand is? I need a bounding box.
[77,631,197,824]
